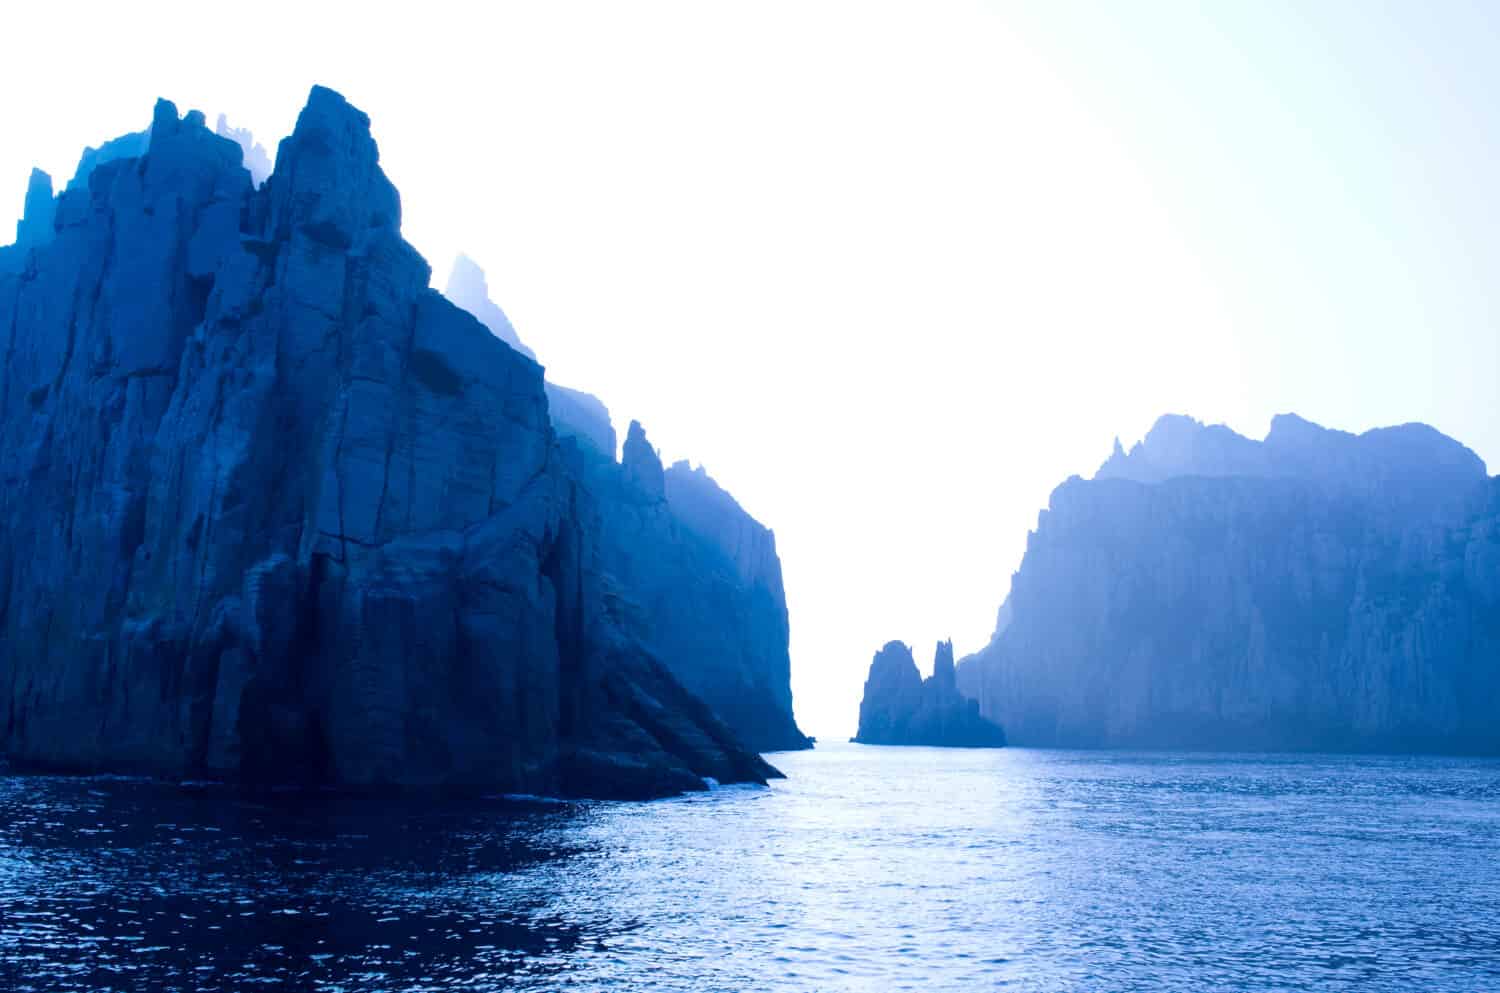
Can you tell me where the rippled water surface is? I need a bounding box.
[2,744,1499,991]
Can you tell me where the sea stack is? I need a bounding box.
[854,641,1006,747]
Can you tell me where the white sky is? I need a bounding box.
[4,2,1498,737]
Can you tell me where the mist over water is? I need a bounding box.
[3,744,1497,992]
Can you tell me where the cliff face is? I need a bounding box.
[442,260,811,753]
[0,87,782,798]
[855,641,1005,747]
[570,425,812,752]
[957,414,1500,754]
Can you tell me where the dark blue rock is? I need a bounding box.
[13,168,54,248]
[0,86,781,798]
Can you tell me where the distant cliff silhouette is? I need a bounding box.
[958,414,1500,753]
[0,86,801,798]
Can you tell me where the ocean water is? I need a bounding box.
[1,742,1498,992]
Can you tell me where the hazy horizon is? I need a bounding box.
[6,1,1498,738]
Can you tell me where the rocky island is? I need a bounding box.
[957,414,1500,754]
[854,640,1006,747]
[0,86,808,798]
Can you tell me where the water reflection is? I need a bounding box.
[0,784,597,990]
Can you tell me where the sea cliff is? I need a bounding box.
[958,414,1500,753]
[0,87,795,797]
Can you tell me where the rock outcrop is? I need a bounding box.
[0,86,785,798]
[12,169,55,253]
[958,414,1500,754]
[66,126,150,192]
[443,259,812,753]
[854,641,1006,747]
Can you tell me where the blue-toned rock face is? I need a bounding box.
[0,86,782,798]
[959,414,1500,754]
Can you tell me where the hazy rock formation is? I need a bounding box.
[854,641,1006,747]
[622,420,667,500]
[443,259,811,752]
[442,255,616,459]
[443,254,535,360]
[574,424,813,752]
[1097,412,1486,525]
[653,459,809,751]
[214,114,273,187]
[0,87,783,798]
[958,414,1500,754]
[545,383,616,459]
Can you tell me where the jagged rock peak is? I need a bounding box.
[1095,412,1487,519]
[13,168,54,248]
[439,255,618,458]
[932,639,956,689]
[449,252,489,294]
[1096,413,1263,483]
[623,420,666,500]
[266,85,404,260]
[0,84,785,799]
[443,253,534,359]
[215,113,273,187]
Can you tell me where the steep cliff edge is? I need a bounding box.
[854,641,1005,747]
[561,423,812,752]
[441,260,811,753]
[0,87,781,798]
[957,414,1500,753]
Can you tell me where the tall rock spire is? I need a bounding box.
[13,168,55,250]
[623,420,666,501]
[267,85,403,256]
[932,639,956,690]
